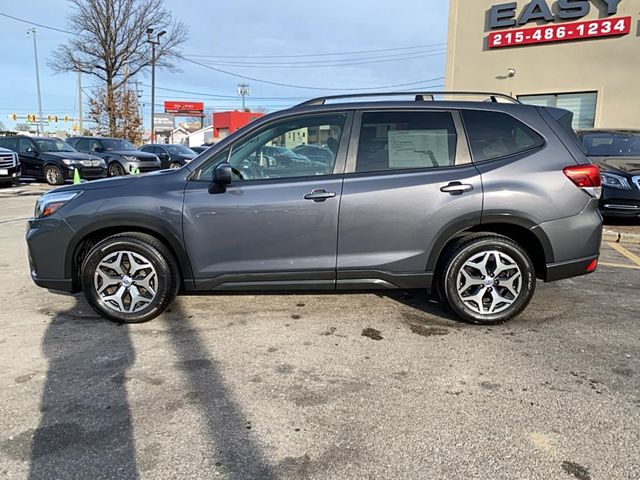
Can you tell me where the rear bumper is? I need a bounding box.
[545,255,598,282]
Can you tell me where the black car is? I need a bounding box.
[578,129,640,218]
[190,145,211,154]
[67,136,162,177]
[0,135,106,185]
[139,144,196,169]
[291,144,334,165]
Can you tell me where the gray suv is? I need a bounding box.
[67,136,161,176]
[26,92,603,325]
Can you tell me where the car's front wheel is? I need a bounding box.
[81,233,179,323]
[108,162,125,177]
[439,234,536,324]
[44,165,64,185]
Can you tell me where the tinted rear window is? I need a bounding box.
[462,110,544,162]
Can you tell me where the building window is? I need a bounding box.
[518,92,597,130]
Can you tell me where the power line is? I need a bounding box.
[0,12,73,34]
[194,51,446,69]
[184,43,447,59]
[181,56,444,91]
[186,47,446,66]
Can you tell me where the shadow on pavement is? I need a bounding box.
[29,295,139,479]
[163,300,274,479]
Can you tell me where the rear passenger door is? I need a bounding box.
[336,109,483,289]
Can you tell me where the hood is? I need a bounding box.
[109,150,158,159]
[590,156,640,176]
[51,175,138,194]
[45,151,102,161]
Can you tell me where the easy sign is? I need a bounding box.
[486,0,630,48]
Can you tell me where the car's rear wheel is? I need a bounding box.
[44,165,64,185]
[81,233,179,323]
[438,234,536,324]
[108,162,125,177]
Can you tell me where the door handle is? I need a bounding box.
[304,189,337,202]
[440,181,473,195]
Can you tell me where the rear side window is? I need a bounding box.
[356,111,457,173]
[462,110,544,162]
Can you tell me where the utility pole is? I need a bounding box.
[237,83,251,111]
[146,28,166,142]
[27,28,45,136]
[77,69,83,133]
[132,79,143,123]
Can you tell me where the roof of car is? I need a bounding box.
[577,129,640,134]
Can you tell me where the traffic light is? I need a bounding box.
[47,115,52,122]
[11,114,17,121]
[27,114,35,122]
[64,116,69,122]
[54,116,58,123]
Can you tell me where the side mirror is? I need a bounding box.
[209,162,232,193]
[93,146,105,153]
[25,147,38,156]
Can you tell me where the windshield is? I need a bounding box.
[35,139,76,152]
[580,131,640,157]
[165,145,195,155]
[101,139,136,151]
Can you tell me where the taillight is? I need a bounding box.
[563,164,601,198]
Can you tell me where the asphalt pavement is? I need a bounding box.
[0,184,639,480]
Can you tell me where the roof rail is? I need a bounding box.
[295,91,520,107]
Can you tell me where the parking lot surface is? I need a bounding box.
[1,185,639,479]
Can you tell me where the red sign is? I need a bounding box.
[488,16,631,49]
[164,101,204,115]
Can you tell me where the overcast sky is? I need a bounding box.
[0,0,449,131]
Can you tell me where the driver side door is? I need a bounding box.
[183,112,352,291]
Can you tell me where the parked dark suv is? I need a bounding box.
[26,92,603,325]
[139,143,196,169]
[67,136,161,176]
[0,135,106,185]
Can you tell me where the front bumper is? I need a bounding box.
[0,165,21,182]
[599,187,640,217]
[122,159,162,173]
[26,215,78,293]
[67,166,108,180]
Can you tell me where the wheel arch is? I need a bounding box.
[66,223,194,292]
[427,216,554,280]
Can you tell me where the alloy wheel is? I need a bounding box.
[455,250,522,315]
[46,167,60,185]
[94,250,158,313]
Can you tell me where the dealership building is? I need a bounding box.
[445,0,640,130]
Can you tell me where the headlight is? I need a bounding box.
[601,172,631,189]
[34,191,81,218]
[122,155,138,161]
[62,159,80,166]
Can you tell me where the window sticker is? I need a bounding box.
[388,129,449,168]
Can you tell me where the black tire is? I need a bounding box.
[108,162,125,177]
[81,232,180,323]
[44,165,65,185]
[438,234,536,325]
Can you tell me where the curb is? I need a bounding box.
[603,229,640,245]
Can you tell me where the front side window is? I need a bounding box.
[462,110,544,162]
[355,111,457,173]
[101,139,136,151]
[195,114,345,181]
[18,139,36,153]
[35,138,76,152]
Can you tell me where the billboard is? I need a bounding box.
[164,101,204,115]
[153,113,174,133]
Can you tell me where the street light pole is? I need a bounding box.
[146,28,166,143]
[27,28,44,136]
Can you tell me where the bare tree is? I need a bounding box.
[50,0,187,135]
[88,85,143,143]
